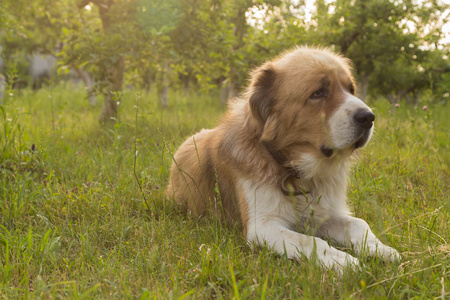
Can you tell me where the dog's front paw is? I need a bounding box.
[378,244,401,262]
[366,242,401,262]
[319,249,360,273]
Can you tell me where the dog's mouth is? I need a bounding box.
[354,137,366,149]
[354,131,371,149]
[321,132,371,158]
[320,145,334,158]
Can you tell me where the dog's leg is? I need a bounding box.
[247,220,359,271]
[317,215,401,261]
[239,178,359,271]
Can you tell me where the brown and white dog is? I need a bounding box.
[166,46,400,270]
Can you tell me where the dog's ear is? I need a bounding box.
[248,63,276,125]
[260,114,278,142]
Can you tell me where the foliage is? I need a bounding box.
[0,85,449,298]
[310,0,447,100]
[0,0,449,107]
[249,0,449,101]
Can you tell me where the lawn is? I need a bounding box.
[1,84,449,298]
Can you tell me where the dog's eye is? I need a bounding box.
[310,89,327,100]
[349,84,355,95]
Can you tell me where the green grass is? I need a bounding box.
[0,83,449,298]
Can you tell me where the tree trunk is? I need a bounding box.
[220,68,236,103]
[99,56,124,124]
[0,74,5,100]
[160,61,171,108]
[226,73,236,100]
[357,73,370,103]
[387,94,396,104]
[161,86,168,108]
[413,92,420,106]
[183,72,190,93]
[88,0,125,124]
[219,81,229,103]
[220,3,249,103]
[72,66,97,106]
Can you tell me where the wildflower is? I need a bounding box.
[360,280,366,288]
[422,105,428,111]
[395,103,400,108]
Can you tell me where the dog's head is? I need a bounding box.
[247,46,374,175]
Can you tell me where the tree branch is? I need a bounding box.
[340,32,360,54]
[255,43,270,53]
[430,67,450,73]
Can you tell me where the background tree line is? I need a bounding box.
[0,0,449,122]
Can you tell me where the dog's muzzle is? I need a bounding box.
[353,108,375,130]
[353,108,375,149]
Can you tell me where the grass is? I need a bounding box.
[0,83,449,298]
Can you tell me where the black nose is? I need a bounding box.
[353,109,375,129]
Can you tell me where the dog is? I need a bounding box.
[166,46,400,270]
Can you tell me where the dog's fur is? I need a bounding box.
[166,46,400,270]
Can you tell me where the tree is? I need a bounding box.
[62,0,137,124]
[0,0,68,86]
[1,0,447,109]
[371,47,450,104]
[309,0,446,101]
